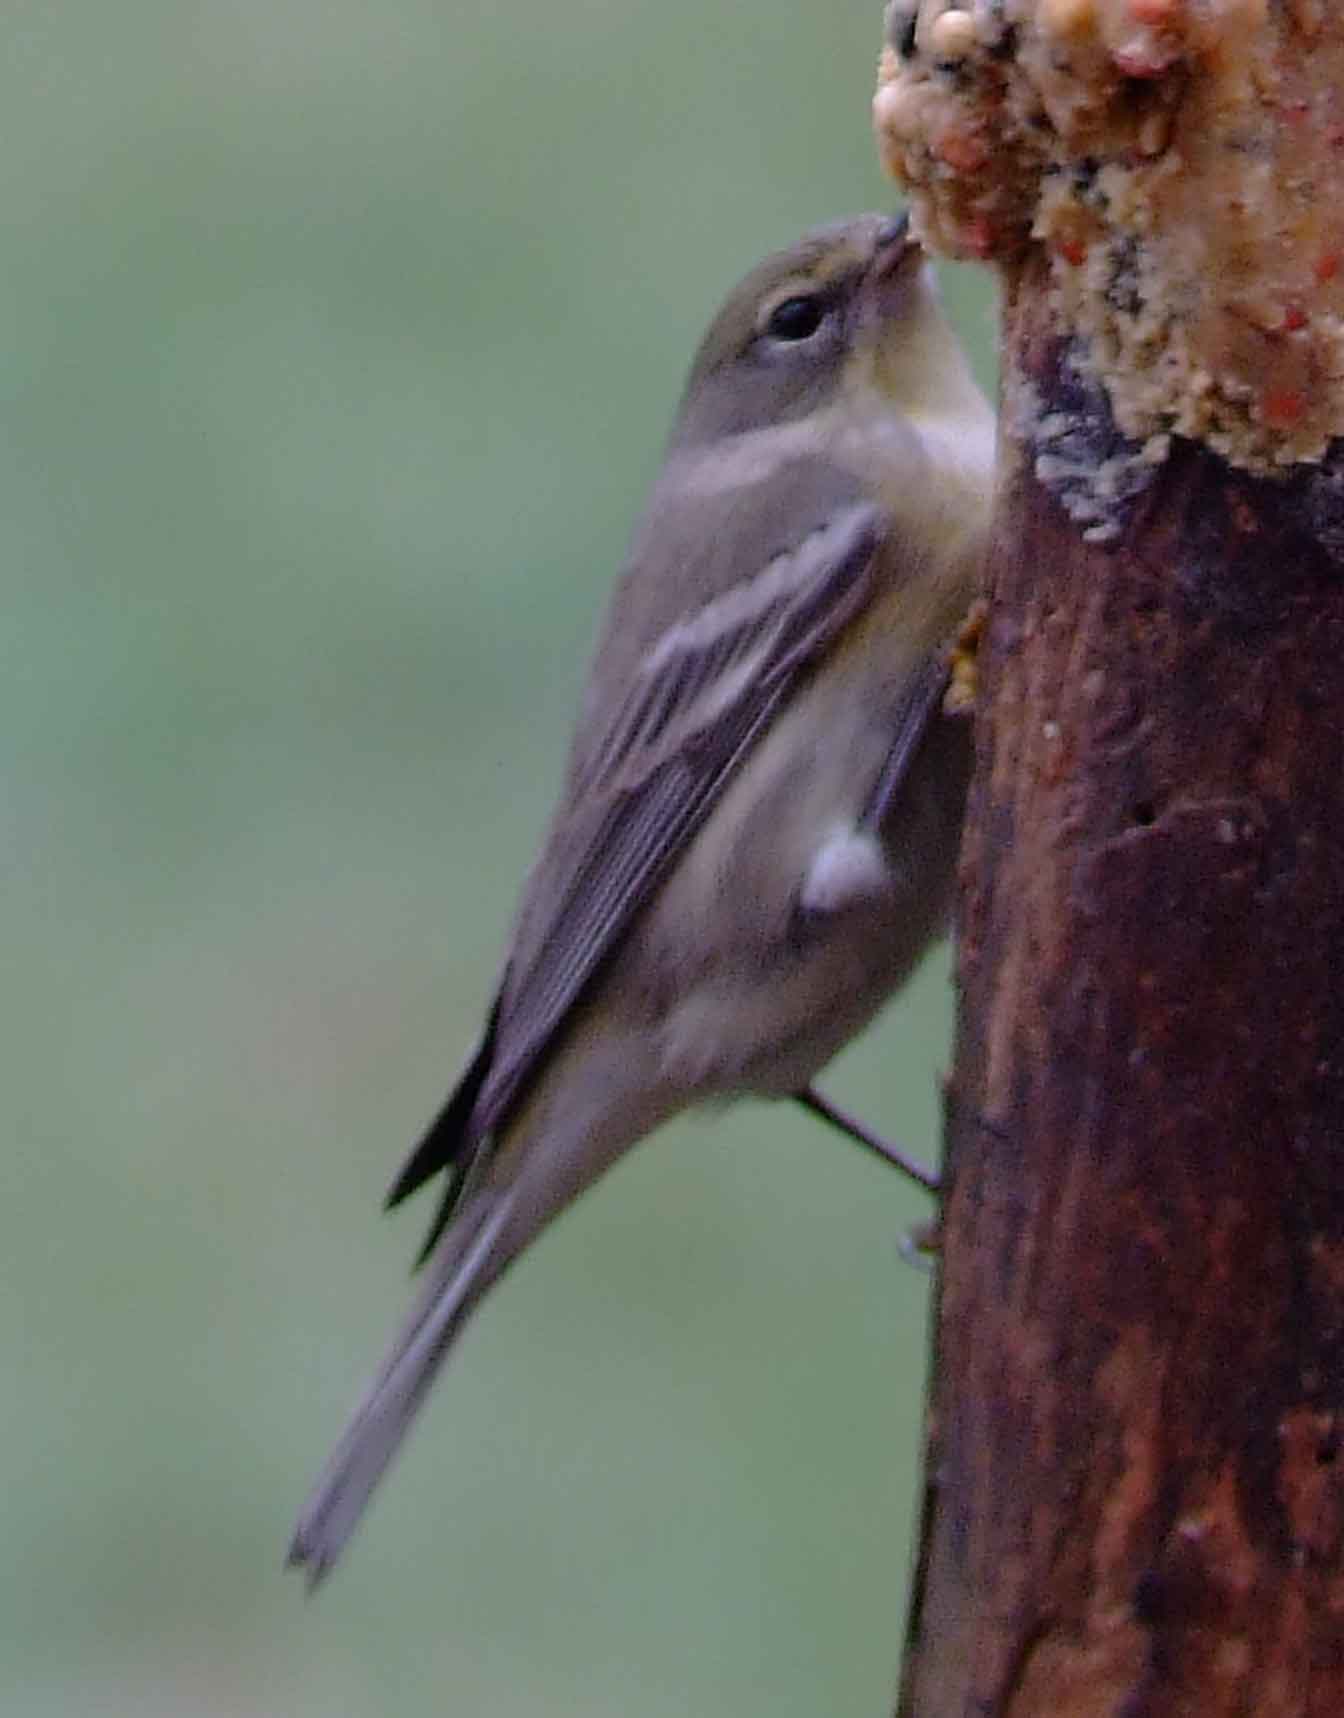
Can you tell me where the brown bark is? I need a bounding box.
[899,256,1344,1715]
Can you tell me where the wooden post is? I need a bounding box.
[876,6,1344,1711]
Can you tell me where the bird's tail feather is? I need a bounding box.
[287,1186,517,1588]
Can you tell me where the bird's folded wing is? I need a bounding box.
[389,502,885,1242]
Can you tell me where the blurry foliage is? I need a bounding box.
[3,2,995,1713]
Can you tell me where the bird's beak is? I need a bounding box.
[870,211,920,284]
[859,212,923,332]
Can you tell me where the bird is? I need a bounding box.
[288,212,994,1585]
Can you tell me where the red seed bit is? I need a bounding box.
[1058,236,1088,266]
[961,214,997,259]
[1314,252,1339,284]
[1282,303,1309,332]
[937,126,989,174]
[1128,0,1175,22]
[1261,387,1305,428]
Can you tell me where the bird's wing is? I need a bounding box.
[389,501,889,1252]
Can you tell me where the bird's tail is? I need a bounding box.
[286,1184,518,1588]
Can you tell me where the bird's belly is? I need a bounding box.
[653,889,937,1097]
[628,654,969,1098]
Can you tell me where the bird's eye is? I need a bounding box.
[764,294,826,342]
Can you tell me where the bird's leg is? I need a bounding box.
[794,1085,939,1194]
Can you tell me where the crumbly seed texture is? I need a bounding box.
[875,0,1344,471]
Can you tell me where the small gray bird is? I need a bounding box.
[289,214,994,1584]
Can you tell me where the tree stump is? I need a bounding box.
[876,6,1344,1711]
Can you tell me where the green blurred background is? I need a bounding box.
[4,3,996,1713]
